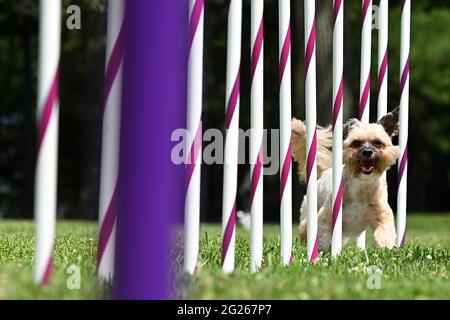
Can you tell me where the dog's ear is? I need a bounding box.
[343,118,359,140]
[378,106,399,137]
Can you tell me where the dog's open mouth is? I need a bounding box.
[360,159,375,175]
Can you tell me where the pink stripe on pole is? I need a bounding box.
[251,17,264,82]
[188,0,204,52]
[305,19,316,74]
[222,199,236,266]
[332,0,342,27]
[362,0,371,23]
[332,178,343,229]
[225,70,241,130]
[250,145,263,206]
[310,236,319,262]
[399,58,410,97]
[377,49,388,95]
[306,130,317,183]
[37,69,59,151]
[401,230,406,245]
[40,255,53,286]
[397,143,408,186]
[359,73,370,120]
[97,184,118,269]
[103,24,124,110]
[332,76,344,128]
[279,23,291,84]
[280,143,292,199]
[185,122,203,190]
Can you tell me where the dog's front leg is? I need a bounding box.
[370,207,396,248]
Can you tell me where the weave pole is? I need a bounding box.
[34,0,61,285]
[304,0,318,262]
[250,0,264,272]
[222,0,242,273]
[396,0,410,247]
[377,0,388,121]
[184,0,204,275]
[356,0,373,250]
[331,0,344,258]
[279,0,292,266]
[97,0,125,281]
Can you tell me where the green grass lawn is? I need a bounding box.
[1,214,450,299]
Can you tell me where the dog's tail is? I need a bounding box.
[291,118,333,183]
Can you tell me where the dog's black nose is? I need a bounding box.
[362,149,373,158]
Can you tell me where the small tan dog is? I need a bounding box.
[291,109,400,251]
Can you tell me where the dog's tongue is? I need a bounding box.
[361,160,374,174]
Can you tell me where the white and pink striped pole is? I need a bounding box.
[97,0,125,281]
[250,0,264,272]
[304,0,318,262]
[279,0,292,266]
[377,0,388,122]
[184,0,204,275]
[222,0,242,274]
[396,0,410,247]
[331,0,344,257]
[34,0,61,286]
[357,0,373,250]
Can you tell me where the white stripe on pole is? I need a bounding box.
[377,0,388,121]
[304,0,318,262]
[331,0,344,257]
[97,0,125,281]
[184,0,204,275]
[396,0,410,247]
[279,0,292,266]
[222,0,242,274]
[250,0,264,272]
[34,0,61,285]
[357,0,373,250]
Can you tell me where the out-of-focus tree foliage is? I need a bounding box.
[0,0,448,220]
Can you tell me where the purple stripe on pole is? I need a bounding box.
[185,122,203,190]
[37,69,59,151]
[359,73,370,120]
[332,76,344,128]
[332,178,343,229]
[188,0,204,52]
[222,200,236,266]
[280,143,292,199]
[362,0,371,23]
[250,145,263,205]
[310,236,319,262]
[97,184,118,269]
[332,0,342,27]
[399,58,410,97]
[251,17,264,82]
[40,255,53,286]
[397,143,408,186]
[400,0,406,9]
[378,49,388,95]
[305,19,316,74]
[225,70,241,130]
[306,130,317,183]
[279,23,291,84]
[104,24,124,110]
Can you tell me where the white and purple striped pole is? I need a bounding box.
[377,0,388,122]
[331,0,344,257]
[396,0,410,247]
[184,0,204,275]
[304,0,318,262]
[250,0,264,272]
[34,0,61,286]
[222,0,242,274]
[97,0,125,281]
[279,0,292,266]
[357,0,373,250]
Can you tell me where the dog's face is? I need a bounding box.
[343,117,400,179]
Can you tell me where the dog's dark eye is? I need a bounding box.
[372,139,384,149]
[350,140,362,148]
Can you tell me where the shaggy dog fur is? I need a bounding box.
[291,108,401,250]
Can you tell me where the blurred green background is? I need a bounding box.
[0,0,449,221]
